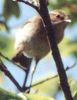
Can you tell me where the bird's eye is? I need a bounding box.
[56,14,64,20]
[56,14,61,18]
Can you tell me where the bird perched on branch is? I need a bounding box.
[12,10,71,69]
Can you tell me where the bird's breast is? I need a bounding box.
[23,32,50,59]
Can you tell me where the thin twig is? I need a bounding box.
[0,52,26,71]
[27,63,76,89]
[16,0,39,11]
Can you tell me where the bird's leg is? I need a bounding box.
[28,58,39,92]
[22,62,31,91]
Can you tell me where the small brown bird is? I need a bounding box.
[12,10,71,69]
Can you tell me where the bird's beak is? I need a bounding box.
[64,19,71,23]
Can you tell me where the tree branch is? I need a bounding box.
[0,58,23,92]
[38,0,73,100]
[0,53,32,92]
[14,0,39,11]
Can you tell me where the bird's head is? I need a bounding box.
[50,10,71,25]
[49,10,71,43]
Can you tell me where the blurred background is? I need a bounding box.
[0,0,77,100]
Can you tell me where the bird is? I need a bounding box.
[12,10,71,90]
[12,10,71,70]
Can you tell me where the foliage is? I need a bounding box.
[25,93,54,100]
[0,87,54,100]
[1,77,77,100]
[48,0,77,25]
[3,0,20,21]
[32,76,59,96]
[0,21,9,32]
[59,38,77,56]
[0,88,23,100]
[0,34,15,57]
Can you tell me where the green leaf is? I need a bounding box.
[3,0,20,21]
[59,38,77,56]
[0,88,24,100]
[73,90,77,100]
[59,78,77,99]
[32,76,59,96]
[0,21,9,32]
[68,79,77,96]
[67,78,77,100]
[23,93,54,100]
[67,39,77,58]
[0,34,15,57]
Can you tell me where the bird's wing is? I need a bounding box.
[12,44,32,69]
